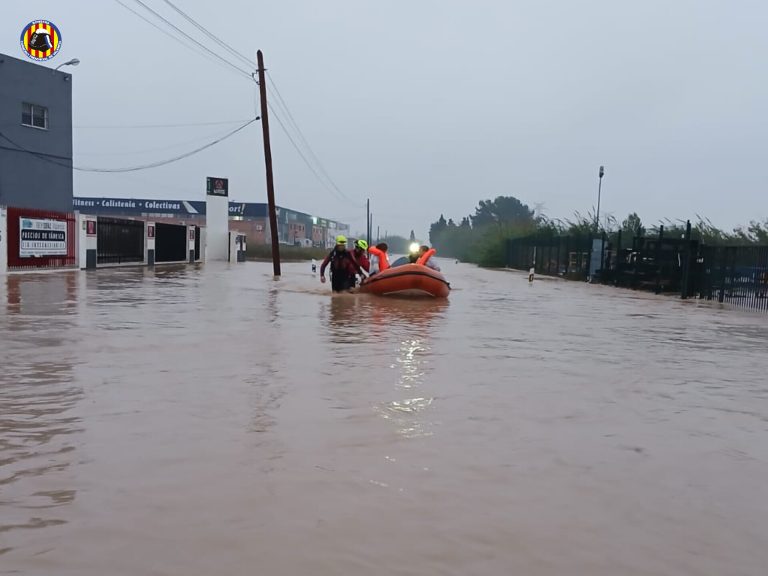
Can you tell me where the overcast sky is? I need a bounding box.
[3,0,766,239]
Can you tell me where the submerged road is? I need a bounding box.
[1,261,767,575]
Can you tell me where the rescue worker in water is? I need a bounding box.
[320,235,366,292]
[351,239,370,276]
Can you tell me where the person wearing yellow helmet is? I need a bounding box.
[351,239,370,278]
[320,235,365,292]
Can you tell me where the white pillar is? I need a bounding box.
[77,212,86,269]
[0,207,7,275]
[229,231,237,263]
[77,213,98,269]
[205,177,229,261]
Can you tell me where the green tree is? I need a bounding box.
[621,212,645,237]
[470,196,535,228]
[429,214,447,245]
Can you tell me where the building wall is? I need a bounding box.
[230,218,267,245]
[0,53,73,212]
[70,196,348,248]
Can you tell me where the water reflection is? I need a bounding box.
[5,271,78,317]
[325,294,371,344]
[358,298,449,439]
[0,274,81,552]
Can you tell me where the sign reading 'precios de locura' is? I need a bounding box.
[19,218,67,257]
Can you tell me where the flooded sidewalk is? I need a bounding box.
[1,261,767,576]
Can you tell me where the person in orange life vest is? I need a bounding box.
[409,245,440,271]
[368,242,390,275]
[320,235,365,292]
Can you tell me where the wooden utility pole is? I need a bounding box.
[257,50,281,278]
[366,199,371,248]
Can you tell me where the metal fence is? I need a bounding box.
[507,228,768,313]
[6,206,77,270]
[97,217,145,265]
[506,235,591,280]
[692,245,768,311]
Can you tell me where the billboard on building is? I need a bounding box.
[19,217,67,257]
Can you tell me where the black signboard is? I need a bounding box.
[206,177,229,197]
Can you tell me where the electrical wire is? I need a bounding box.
[108,0,355,205]
[147,0,355,204]
[159,0,256,70]
[0,118,257,173]
[112,0,248,78]
[124,0,255,80]
[266,103,346,203]
[266,72,352,202]
[77,123,254,156]
[76,119,254,129]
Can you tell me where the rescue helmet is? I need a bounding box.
[30,28,53,52]
[335,235,347,244]
[355,239,368,250]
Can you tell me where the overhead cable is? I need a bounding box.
[266,72,351,202]
[125,0,254,80]
[159,0,256,69]
[76,118,254,129]
[0,118,257,173]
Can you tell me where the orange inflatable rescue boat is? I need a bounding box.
[360,263,451,298]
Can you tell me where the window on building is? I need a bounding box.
[22,103,48,129]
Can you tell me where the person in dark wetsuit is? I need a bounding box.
[320,235,365,292]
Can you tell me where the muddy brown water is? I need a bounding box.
[1,261,767,575]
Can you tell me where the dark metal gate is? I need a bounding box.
[6,206,77,270]
[692,245,768,312]
[194,226,201,261]
[155,222,188,262]
[97,217,145,265]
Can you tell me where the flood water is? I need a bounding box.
[1,260,767,576]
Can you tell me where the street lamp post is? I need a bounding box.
[595,165,605,233]
[54,58,80,71]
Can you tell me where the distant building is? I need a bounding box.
[0,53,73,212]
[72,197,350,248]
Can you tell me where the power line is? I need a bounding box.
[112,0,245,77]
[145,0,354,204]
[266,102,346,203]
[122,0,254,80]
[0,118,257,173]
[76,118,254,129]
[266,72,352,202]
[159,0,256,70]
[77,124,253,156]
[116,0,353,205]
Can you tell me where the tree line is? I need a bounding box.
[428,196,768,267]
